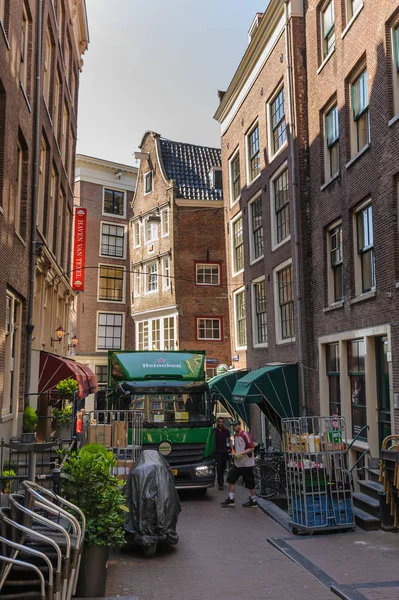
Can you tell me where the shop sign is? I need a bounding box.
[71,208,87,291]
[232,355,239,362]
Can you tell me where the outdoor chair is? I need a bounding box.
[0,507,61,600]
[8,494,73,600]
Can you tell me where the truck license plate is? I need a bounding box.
[172,469,178,476]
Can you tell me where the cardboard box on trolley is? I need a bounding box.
[88,423,112,447]
[112,421,128,447]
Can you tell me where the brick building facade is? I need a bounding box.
[131,132,230,376]
[305,0,399,461]
[214,0,310,440]
[0,0,89,439]
[72,155,137,399]
[214,0,399,455]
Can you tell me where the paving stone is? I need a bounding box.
[106,485,335,600]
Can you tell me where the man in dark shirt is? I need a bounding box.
[213,417,231,490]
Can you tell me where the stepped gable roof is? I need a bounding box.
[159,138,222,201]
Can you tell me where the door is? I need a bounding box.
[376,336,391,448]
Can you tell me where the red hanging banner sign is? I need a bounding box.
[71,208,87,291]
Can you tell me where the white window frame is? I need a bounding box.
[135,314,177,351]
[102,187,126,219]
[327,220,344,306]
[133,265,141,298]
[270,161,290,251]
[97,264,125,304]
[229,147,241,206]
[96,311,125,352]
[209,167,222,190]
[320,0,335,61]
[162,255,171,290]
[3,290,22,419]
[324,102,339,182]
[248,190,264,265]
[245,120,261,186]
[0,0,5,25]
[145,260,158,294]
[15,142,23,238]
[20,5,29,92]
[233,286,247,351]
[133,220,141,248]
[145,217,158,245]
[196,317,222,341]
[345,0,363,26]
[268,84,288,161]
[99,221,126,260]
[61,102,68,163]
[251,276,268,348]
[230,212,244,277]
[273,258,295,345]
[161,208,169,237]
[195,263,221,286]
[144,170,153,195]
[353,199,375,297]
[391,21,399,119]
[349,67,370,159]
[43,28,52,108]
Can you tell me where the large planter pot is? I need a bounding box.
[54,424,72,440]
[75,543,109,598]
[21,433,36,443]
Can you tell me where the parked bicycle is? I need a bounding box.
[253,444,286,499]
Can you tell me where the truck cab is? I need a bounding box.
[108,350,216,490]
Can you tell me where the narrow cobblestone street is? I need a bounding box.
[106,485,336,600]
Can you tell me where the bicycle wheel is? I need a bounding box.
[254,462,280,499]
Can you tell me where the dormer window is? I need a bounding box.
[144,171,153,195]
[210,167,222,190]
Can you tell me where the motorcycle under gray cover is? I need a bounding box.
[124,449,181,548]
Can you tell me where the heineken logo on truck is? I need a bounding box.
[159,441,172,456]
[143,358,183,369]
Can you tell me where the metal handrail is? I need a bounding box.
[347,425,370,451]
[349,449,371,474]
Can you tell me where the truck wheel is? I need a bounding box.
[143,543,157,557]
[197,488,207,496]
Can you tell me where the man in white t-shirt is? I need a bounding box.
[220,420,257,508]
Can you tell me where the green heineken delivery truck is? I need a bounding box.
[108,350,216,490]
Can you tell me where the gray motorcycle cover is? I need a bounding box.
[124,449,181,548]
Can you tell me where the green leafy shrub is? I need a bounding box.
[52,405,73,427]
[23,406,38,433]
[62,447,127,548]
[56,378,78,399]
[1,469,16,494]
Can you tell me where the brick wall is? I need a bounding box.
[305,0,399,434]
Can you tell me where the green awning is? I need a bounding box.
[232,364,299,429]
[208,370,249,424]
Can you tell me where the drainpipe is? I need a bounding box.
[25,0,44,405]
[284,0,307,417]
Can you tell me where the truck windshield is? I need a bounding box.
[129,392,211,426]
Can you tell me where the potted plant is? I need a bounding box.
[62,445,127,598]
[21,405,38,443]
[52,405,73,440]
[55,377,78,400]
[1,469,16,494]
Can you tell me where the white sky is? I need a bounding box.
[77,0,265,166]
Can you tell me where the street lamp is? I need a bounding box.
[51,326,65,346]
[68,335,79,351]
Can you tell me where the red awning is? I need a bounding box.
[39,352,98,400]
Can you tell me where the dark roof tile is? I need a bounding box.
[159,138,223,201]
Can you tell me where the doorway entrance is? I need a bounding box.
[375,336,391,449]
